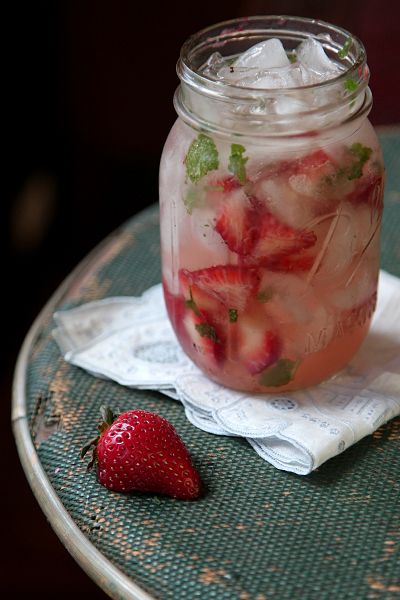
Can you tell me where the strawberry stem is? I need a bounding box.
[81,406,119,471]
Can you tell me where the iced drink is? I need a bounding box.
[159,17,384,392]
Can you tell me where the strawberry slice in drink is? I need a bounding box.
[180,265,260,313]
[265,252,315,272]
[248,204,317,267]
[347,171,383,213]
[290,149,334,176]
[179,269,223,316]
[214,188,258,255]
[182,307,225,364]
[236,313,281,375]
[213,185,316,270]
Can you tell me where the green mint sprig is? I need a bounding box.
[185,133,219,184]
[259,359,298,387]
[347,142,373,180]
[185,287,201,316]
[228,143,248,184]
[344,78,358,93]
[183,187,197,215]
[256,287,274,304]
[195,322,220,343]
[228,308,238,323]
[338,37,353,59]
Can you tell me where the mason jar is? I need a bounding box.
[159,16,384,393]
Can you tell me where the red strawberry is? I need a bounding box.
[214,189,258,255]
[264,252,315,272]
[255,149,333,182]
[82,407,201,499]
[341,289,377,330]
[182,307,225,363]
[347,172,383,212]
[249,208,316,264]
[181,265,260,312]
[291,149,333,176]
[179,269,223,315]
[163,278,186,324]
[217,175,242,193]
[236,315,281,375]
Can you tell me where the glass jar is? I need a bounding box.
[159,16,384,393]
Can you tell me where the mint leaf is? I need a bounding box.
[185,133,219,183]
[183,187,197,214]
[185,287,201,316]
[287,51,297,64]
[256,287,274,303]
[195,322,220,343]
[344,78,358,92]
[338,37,353,59]
[347,142,372,180]
[228,143,248,184]
[259,359,298,387]
[350,142,373,163]
[228,308,238,323]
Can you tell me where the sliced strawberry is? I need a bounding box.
[256,149,333,182]
[214,189,258,255]
[181,265,260,312]
[236,314,281,375]
[249,209,316,263]
[179,269,222,315]
[182,308,225,364]
[341,290,377,331]
[264,253,315,272]
[347,172,383,212]
[217,175,242,193]
[162,279,186,324]
[292,149,333,175]
[202,174,242,206]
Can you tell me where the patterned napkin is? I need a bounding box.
[53,270,400,475]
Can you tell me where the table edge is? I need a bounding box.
[12,215,157,600]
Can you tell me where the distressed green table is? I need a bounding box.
[12,128,400,600]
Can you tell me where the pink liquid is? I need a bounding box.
[160,120,384,392]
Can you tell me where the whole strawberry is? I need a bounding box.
[81,406,202,500]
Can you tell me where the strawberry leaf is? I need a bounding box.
[185,133,219,183]
[259,359,298,387]
[228,143,248,184]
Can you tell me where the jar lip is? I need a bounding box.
[178,15,367,95]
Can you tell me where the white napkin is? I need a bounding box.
[53,270,400,475]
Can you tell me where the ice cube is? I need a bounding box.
[310,206,359,283]
[328,263,377,310]
[201,52,227,80]
[234,38,291,69]
[296,38,341,80]
[211,39,294,89]
[255,177,316,229]
[240,70,296,89]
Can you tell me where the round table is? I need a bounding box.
[12,129,400,600]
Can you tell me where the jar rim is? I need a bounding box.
[175,16,371,136]
[178,15,367,95]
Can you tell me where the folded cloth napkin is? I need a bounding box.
[53,270,400,475]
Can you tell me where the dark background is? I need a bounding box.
[3,1,399,598]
